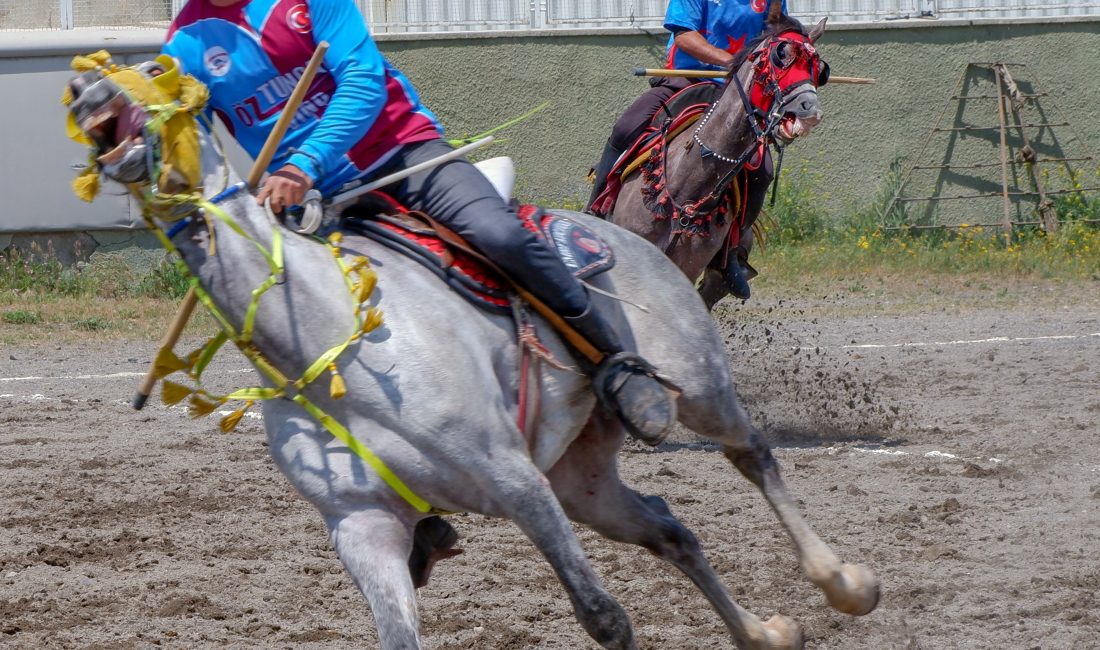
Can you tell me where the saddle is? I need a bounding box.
[590,82,722,218]
[341,192,615,314]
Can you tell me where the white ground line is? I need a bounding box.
[803,331,1100,351]
[3,331,1098,385]
[838,446,1004,464]
[0,368,253,383]
[0,393,1007,463]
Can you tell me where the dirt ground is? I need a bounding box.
[2,274,1098,649]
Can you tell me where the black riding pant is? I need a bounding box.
[610,77,697,151]
[372,138,590,317]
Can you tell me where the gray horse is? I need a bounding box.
[80,108,876,649]
[609,1,827,309]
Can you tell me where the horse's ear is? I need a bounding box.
[809,17,828,43]
[767,0,784,25]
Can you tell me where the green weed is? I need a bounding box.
[72,317,110,331]
[2,310,41,325]
[759,166,1100,282]
[0,247,188,300]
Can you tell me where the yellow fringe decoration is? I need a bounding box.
[362,307,384,334]
[188,394,221,418]
[70,50,112,73]
[72,170,101,203]
[176,74,210,113]
[153,346,191,379]
[355,268,377,303]
[219,400,254,433]
[161,380,194,406]
[328,363,347,400]
[60,85,74,106]
[328,232,344,246]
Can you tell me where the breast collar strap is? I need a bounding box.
[683,61,786,218]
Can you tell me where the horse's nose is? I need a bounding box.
[801,108,823,127]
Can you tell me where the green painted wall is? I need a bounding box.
[380,21,1100,224]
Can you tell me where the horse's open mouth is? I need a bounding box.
[776,115,816,144]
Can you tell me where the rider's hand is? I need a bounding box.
[257,164,314,213]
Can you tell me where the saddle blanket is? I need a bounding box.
[345,201,615,313]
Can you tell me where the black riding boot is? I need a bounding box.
[724,216,758,300]
[564,304,677,445]
[584,139,626,216]
[723,259,752,300]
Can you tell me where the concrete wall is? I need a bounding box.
[2,18,1098,252]
[383,19,1100,226]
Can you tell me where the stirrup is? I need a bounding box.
[593,352,680,445]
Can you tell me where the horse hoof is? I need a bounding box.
[759,614,803,650]
[825,563,880,616]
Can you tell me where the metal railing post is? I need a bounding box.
[59,0,73,29]
[530,0,546,29]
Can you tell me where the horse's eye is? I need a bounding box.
[771,42,792,68]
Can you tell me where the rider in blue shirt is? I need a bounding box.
[586,0,786,299]
[665,0,775,71]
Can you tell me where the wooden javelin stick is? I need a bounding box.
[132,41,330,410]
[633,67,876,84]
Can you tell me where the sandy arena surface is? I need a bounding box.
[2,277,1098,649]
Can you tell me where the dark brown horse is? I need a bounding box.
[607,0,828,309]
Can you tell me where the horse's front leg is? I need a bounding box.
[327,509,422,649]
[548,413,802,650]
[681,397,881,617]
[263,408,426,648]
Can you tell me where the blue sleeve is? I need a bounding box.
[287,0,387,182]
[162,34,202,83]
[664,0,704,33]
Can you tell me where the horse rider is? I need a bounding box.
[586,0,785,300]
[163,0,677,445]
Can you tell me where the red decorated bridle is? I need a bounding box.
[749,30,829,111]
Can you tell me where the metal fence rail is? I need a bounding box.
[1,0,1097,32]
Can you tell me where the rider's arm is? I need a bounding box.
[284,0,388,183]
[664,0,734,69]
[671,29,735,68]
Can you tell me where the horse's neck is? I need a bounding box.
[183,132,355,374]
[665,64,757,199]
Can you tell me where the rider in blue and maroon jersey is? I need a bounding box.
[164,0,441,198]
[586,0,786,299]
[164,0,676,446]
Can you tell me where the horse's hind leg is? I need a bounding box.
[698,265,730,311]
[491,452,638,650]
[548,414,802,650]
[680,396,881,617]
[327,509,423,649]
